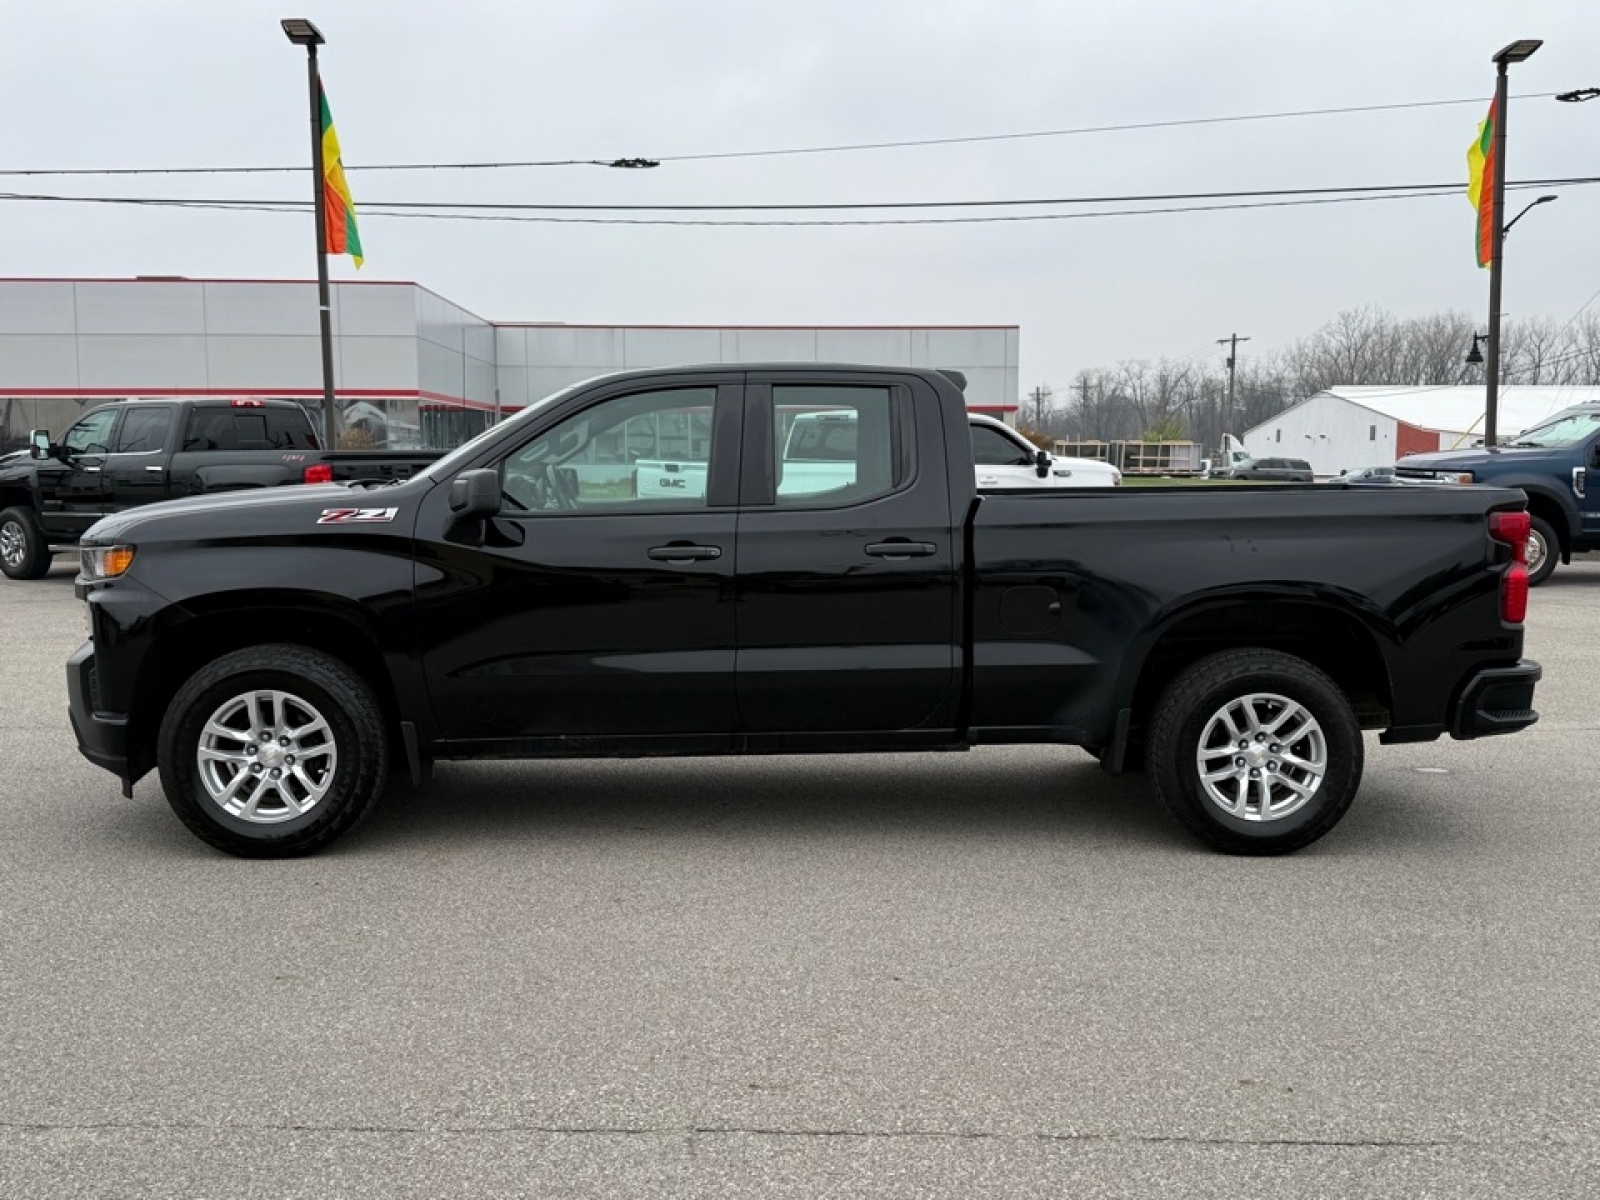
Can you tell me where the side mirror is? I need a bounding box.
[28,430,52,460]
[448,467,501,517]
[1034,448,1051,479]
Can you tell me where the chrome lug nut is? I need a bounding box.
[270,768,281,780]
[1249,768,1261,779]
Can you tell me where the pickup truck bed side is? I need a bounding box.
[64,365,1540,858]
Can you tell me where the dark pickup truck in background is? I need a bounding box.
[66,365,1540,859]
[0,397,439,579]
[1395,402,1600,585]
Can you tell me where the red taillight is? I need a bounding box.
[303,463,334,484]
[230,398,267,408]
[1489,510,1531,623]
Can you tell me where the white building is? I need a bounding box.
[1243,385,1600,477]
[0,277,1020,452]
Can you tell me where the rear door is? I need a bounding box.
[734,373,959,735]
[417,375,744,743]
[103,404,177,510]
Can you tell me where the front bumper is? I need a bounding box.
[1449,659,1542,740]
[66,639,132,793]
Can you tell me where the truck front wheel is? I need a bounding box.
[1146,649,1363,855]
[156,645,390,857]
[0,506,52,580]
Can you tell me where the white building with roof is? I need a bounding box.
[1243,385,1600,477]
[0,277,1020,453]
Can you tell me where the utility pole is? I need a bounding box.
[1217,332,1250,455]
[1028,384,1052,428]
[1484,39,1543,447]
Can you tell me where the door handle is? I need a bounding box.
[647,543,722,563]
[864,540,937,559]
[145,465,165,473]
[82,465,101,473]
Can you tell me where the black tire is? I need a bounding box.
[157,645,390,857]
[0,506,52,580]
[1146,649,1363,855]
[1526,514,1559,587]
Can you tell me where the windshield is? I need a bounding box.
[424,379,596,481]
[1507,409,1600,449]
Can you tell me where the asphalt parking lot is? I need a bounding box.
[2,560,1597,1198]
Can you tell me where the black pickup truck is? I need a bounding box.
[66,365,1541,858]
[0,397,438,579]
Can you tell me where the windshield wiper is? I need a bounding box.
[1507,441,1541,448]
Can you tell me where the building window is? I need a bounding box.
[1370,424,1377,441]
[1275,429,1281,443]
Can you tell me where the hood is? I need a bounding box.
[83,482,409,543]
[1397,446,1561,472]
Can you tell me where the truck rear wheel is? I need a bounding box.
[0,506,52,580]
[157,645,390,857]
[1526,514,1559,587]
[1146,649,1362,855]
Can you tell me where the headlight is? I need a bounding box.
[1440,471,1475,485]
[80,545,136,580]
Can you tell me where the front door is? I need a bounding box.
[970,420,1039,489]
[734,375,959,735]
[1580,435,1600,541]
[417,378,743,744]
[35,406,120,539]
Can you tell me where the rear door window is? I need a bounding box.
[112,406,174,454]
[773,386,902,508]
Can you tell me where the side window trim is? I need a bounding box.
[495,381,741,517]
[739,379,913,510]
[111,405,176,455]
[63,406,121,456]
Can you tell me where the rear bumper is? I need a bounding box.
[1449,659,1541,740]
[66,640,132,791]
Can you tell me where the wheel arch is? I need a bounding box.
[127,598,405,780]
[1111,594,1393,770]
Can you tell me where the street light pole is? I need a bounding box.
[1484,38,1542,449]
[282,18,339,452]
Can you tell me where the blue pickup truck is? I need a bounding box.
[1395,402,1600,585]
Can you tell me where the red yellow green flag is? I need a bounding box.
[1466,99,1496,269]
[319,83,363,268]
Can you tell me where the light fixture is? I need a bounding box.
[280,17,324,46]
[1504,193,1558,237]
[1556,88,1600,103]
[1466,333,1488,366]
[1493,39,1543,65]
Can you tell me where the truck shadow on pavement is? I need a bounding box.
[320,751,1469,860]
[346,753,1192,855]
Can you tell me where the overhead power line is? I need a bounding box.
[2,179,1592,227]
[0,176,1590,215]
[0,92,1560,178]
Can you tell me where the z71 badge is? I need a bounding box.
[317,507,400,525]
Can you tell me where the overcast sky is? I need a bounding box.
[5,0,1598,395]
